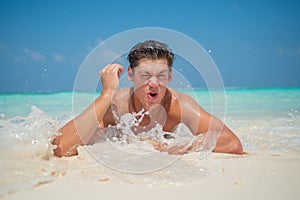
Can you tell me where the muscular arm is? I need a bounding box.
[196,109,243,154]
[52,64,124,157]
[180,92,243,155]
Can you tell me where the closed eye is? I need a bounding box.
[141,74,151,79]
[157,74,168,80]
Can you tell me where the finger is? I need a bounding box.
[139,137,149,141]
[147,140,163,151]
[109,64,124,78]
[166,145,186,155]
[113,64,124,78]
[118,66,124,78]
[118,65,124,73]
[148,140,158,147]
[157,142,168,151]
[99,64,111,75]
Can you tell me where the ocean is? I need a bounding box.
[0,88,300,195]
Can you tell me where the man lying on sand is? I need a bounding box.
[52,40,243,157]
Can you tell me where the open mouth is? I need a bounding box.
[149,92,157,97]
[148,92,158,99]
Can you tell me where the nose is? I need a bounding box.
[148,77,159,87]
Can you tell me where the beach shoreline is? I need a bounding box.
[3,152,299,200]
[1,88,299,199]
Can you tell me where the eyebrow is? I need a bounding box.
[140,69,169,74]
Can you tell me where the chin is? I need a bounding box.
[143,96,163,109]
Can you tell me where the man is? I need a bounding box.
[53,40,243,157]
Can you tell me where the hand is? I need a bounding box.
[146,139,189,155]
[99,64,124,95]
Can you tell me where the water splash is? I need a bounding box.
[0,106,218,196]
[0,106,59,160]
[0,106,63,197]
[103,108,218,157]
[88,109,219,173]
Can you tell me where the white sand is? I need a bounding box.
[3,153,300,200]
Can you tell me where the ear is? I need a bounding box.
[128,66,134,82]
[168,70,172,83]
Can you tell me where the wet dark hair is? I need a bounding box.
[127,40,174,68]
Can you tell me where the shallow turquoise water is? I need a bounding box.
[1,87,299,153]
[1,88,299,118]
[0,87,299,196]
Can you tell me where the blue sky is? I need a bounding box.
[0,0,299,92]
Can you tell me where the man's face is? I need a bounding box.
[128,59,172,110]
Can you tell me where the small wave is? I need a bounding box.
[227,113,300,155]
[0,106,219,196]
[0,106,63,197]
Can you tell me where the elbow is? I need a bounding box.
[53,146,65,158]
[229,141,244,155]
[52,136,78,157]
[52,136,65,157]
[213,139,244,155]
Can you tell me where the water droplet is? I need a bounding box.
[0,113,5,118]
[32,140,38,144]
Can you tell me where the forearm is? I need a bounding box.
[213,125,243,154]
[52,63,124,157]
[199,116,243,154]
[52,91,113,157]
[188,114,243,155]
[71,92,113,141]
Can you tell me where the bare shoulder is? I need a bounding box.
[113,88,131,101]
[168,88,205,116]
[167,88,197,116]
[111,88,131,114]
[103,88,131,126]
[169,88,198,105]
